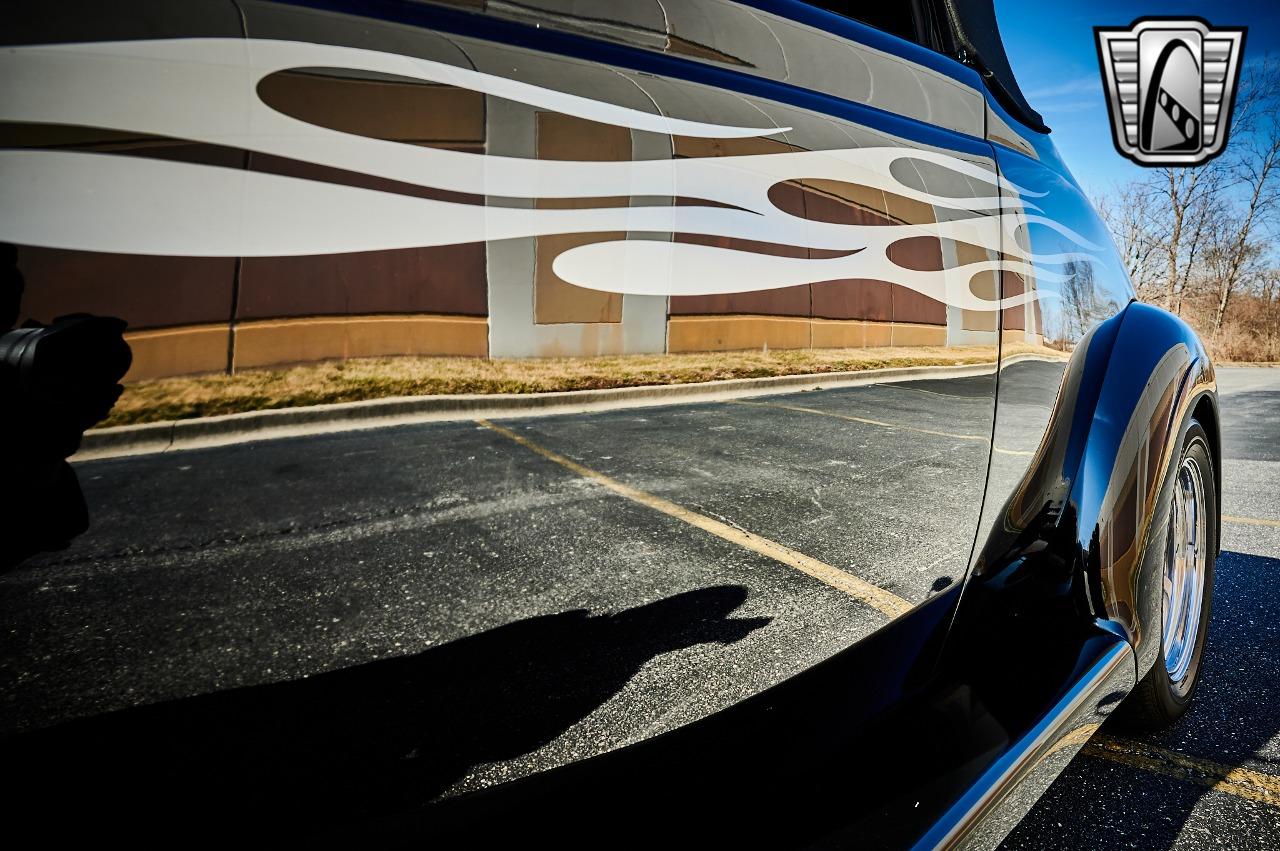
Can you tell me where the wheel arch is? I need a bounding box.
[1077,301,1218,678]
[1191,390,1223,557]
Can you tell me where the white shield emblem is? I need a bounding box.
[1095,18,1246,166]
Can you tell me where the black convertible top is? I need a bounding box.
[940,0,1050,133]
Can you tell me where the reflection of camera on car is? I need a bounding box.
[0,243,132,570]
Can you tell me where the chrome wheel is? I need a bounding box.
[1162,454,1208,693]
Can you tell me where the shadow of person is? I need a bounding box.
[0,585,769,840]
[999,551,1280,850]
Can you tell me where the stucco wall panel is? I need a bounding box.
[666,315,948,353]
[958,240,998,332]
[123,323,231,382]
[237,243,488,321]
[233,314,488,369]
[1001,270,1027,331]
[256,70,485,146]
[16,245,235,331]
[236,152,490,321]
[533,112,629,324]
[670,180,811,317]
[667,315,811,352]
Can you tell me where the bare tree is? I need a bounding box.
[1262,267,1280,305]
[1096,181,1164,299]
[1097,150,1226,316]
[1094,54,1280,359]
[1151,165,1221,314]
[1207,56,1280,333]
[1059,258,1120,342]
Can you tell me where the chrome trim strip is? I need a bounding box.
[912,638,1135,851]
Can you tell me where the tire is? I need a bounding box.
[1121,418,1217,729]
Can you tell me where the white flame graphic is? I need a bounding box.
[0,38,1099,311]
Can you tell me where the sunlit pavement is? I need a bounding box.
[1000,367,1280,851]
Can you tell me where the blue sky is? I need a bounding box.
[994,1,1280,196]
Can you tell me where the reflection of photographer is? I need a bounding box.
[1,244,132,570]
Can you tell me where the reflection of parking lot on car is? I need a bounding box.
[0,371,994,806]
[493,374,998,605]
[4,367,1278,844]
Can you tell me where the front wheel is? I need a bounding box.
[1122,418,1217,728]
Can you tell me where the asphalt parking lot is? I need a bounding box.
[1,364,1277,845]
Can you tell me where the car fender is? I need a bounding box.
[969,302,1217,660]
[1073,301,1219,678]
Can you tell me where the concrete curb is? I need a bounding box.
[75,354,1066,461]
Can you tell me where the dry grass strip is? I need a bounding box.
[103,343,1064,427]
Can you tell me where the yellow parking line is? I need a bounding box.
[727,399,1033,457]
[476,418,913,618]
[1223,514,1280,528]
[1086,735,1280,808]
[1047,722,1103,756]
[485,421,1278,806]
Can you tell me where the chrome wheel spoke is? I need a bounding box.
[1162,455,1208,691]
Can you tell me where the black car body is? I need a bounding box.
[0,1,1220,847]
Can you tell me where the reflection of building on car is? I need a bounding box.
[0,2,1221,848]
[8,45,1046,382]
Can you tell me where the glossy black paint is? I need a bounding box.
[359,588,1128,849]
[0,1,1221,848]
[394,298,1221,848]
[1086,303,1219,678]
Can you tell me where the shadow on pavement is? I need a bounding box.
[1000,551,1280,849]
[0,585,769,840]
